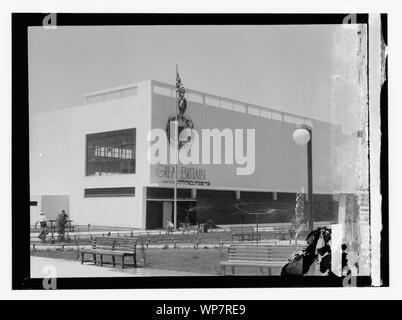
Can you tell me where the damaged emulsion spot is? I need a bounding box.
[329,23,371,277]
[380,27,388,88]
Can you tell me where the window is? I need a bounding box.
[84,187,135,197]
[146,187,191,199]
[86,128,136,176]
[197,190,235,199]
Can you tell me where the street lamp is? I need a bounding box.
[292,125,314,232]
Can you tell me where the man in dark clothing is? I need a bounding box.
[56,210,68,241]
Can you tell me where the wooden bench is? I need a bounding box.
[48,219,74,233]
[220,244,303,275]
[230,226,261,242]
[80,237,137,269]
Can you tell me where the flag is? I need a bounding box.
[176,71,187,114]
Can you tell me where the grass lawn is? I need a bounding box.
[31,247,227,275]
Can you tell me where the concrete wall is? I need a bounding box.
[30,81,152,228]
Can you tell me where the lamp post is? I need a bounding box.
[292,125,314,232]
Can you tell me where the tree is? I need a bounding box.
[293,192,305,238]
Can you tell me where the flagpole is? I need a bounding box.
[173,64,178,230]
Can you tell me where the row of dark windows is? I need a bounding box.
[84,187,328,211]
[84,187,135,197]
[86,128,136,176]
[82,187,298,200]
[145,188,338,227]
[145,188,305,201]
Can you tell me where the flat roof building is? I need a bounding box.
[30,80,360,229]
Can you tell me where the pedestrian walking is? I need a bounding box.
[35,211,48,241]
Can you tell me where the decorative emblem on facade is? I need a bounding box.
[166,71,194,150]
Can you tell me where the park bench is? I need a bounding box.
[220,244,303,275]
[80,237,137,269]
[230,226,261,242]
[48,219,75,233]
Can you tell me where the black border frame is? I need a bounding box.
[12,13,386,290]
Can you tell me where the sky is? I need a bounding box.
[28,25,342,123]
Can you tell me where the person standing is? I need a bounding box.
[166,220,174,234]
[36,212,48,242]
[56,210,68,241]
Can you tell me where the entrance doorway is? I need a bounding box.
[146,201,163,229]
[145,200,197,229]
